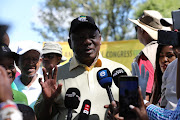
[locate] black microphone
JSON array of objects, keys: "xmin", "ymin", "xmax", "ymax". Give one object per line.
[
  {"xmin": 112, "ymin": 68, "xmax": 127, "ymax": 87},
  {"xmin": 78, "ymin": 99, "xmax": 91, "ymax": 120},
  {"xmin": 97, "ymin": 68, "xmax": 114, "ymax": 102},
  {"xmin": 64, "ymin": 88, "xmax": 81, "ymax": 120}
]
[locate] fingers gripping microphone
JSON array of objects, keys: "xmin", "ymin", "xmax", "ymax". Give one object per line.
[
  {"xmin": 64, "ymin": 88, "xmax": 81, "ymax": 120},
  {"xmin": 97, "ymin": 68, "xmax": 114, "ymax": 102},
  {"xmin": 78, "ymin": 99, "xmax": 91, "ymax": 120},
  {"xmin": 112, "ymin": 68, "xmax": 127, "ymax": 87}
]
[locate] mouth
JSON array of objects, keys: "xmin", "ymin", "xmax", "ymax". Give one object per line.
[
  {"xmin": 85, "ymin": 48, "xmax": 93, "ymax": 54},
  {"xmin": 27, "ymin": 67, "xmax": 35, "ymax": 72},
  {"xmin": 161, "ymin": 64, "xmax": 167, "ymax": 70}
]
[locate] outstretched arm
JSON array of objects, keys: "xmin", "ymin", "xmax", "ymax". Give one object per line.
[{"xmin": 35, "ymin": 65, "xmax": 62, "ymax": 120}]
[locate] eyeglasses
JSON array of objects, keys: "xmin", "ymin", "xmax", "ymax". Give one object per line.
[{"xmin": 42, "ymin": 54, "xmax": 56, "ymax": 59}]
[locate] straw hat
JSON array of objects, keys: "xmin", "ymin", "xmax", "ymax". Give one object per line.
[{"xmin": 129, "ymin": 10, "xmax": 171, "ymax": 40}]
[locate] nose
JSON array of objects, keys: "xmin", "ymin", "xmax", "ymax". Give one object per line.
[
  {"xmin": 83, "ymin": 38, "xmax": 92, "ymax": 45},
  {"xmin": 162, "ymin": 56, "xmax": 168, "ymax": 63}
]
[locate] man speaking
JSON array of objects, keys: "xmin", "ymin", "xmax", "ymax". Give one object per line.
[{"xmin": 35, "ymin": 15, "xmax": 131, "ymax": 120}]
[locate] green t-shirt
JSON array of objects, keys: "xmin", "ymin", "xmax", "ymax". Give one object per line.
[{"xmin": 12, "ymin": 89, "xmax": 28, "ymax": 105}]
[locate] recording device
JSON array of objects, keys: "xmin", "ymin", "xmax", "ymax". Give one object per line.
[
  {"xmin": 112, "ymin": 68, "xmax": 127, "ymax": 87},
  {"xmin": 97, "ymin": 68, "xmax": 114, "ymax": 102},
  {"xmin": 172, "ymin": 9, "xmax": 180, "ymax": 31},
  {"xmin": 118, "ymin": 76, "xmax": 138, "ymax": 119},
  {"xmin": 78, "ymin": 99, "xmax": 91, "ymax": 120},
  {"xmin": 64, "ymin": 88, "xmax": 81, "ymax": 120},
  {"xmin": 158, "ymin": 30, "xmax": 180, "ymax": 47}
]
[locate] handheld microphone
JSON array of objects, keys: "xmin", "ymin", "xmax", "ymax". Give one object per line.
[
  {"xmin": 64, "ymin": 88, "xmax": 81, "ymax": 120},
  {"xmin": 78, "ymin": 99, "xmax": 91, "ymax": 120},
  {"xmin": 97, "ymin": 68, "xmax": 114, "ymax": 102},
  {"xmin": 112, "ymin": 68, "xmax": 127, "ymax": 87}
]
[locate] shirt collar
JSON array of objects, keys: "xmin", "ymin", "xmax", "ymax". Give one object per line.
[{"xmin": 69, "ymin": 52, "xmax": 102, "ymax": 71}]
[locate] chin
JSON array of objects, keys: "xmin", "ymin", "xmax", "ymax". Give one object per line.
[{"xmin": 27, "ymin": 74, "xmax": 36, "ymax": 77}]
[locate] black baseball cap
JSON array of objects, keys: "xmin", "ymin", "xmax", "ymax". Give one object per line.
[
  {"xmin": 69, "ymin": 15, "xmax": 100, "ymax": 36},
  {"xmin": 0, "ymin": 43, "xmax": 18, "ymax": 60}
]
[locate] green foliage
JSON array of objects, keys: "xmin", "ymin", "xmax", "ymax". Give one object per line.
[
  {"xmin": 134, "ymin": 0, "xmax": 180, "ymax": 18},
  {"xmin": 33, "ymin": 0, "xmax": 135, "ymax": 41}
]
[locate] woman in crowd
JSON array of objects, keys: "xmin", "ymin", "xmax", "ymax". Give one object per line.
[{"xmin": 151, "ymin": 44, "xmax": 177, "ymax": 105}]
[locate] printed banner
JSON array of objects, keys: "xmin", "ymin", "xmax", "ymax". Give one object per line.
[{"xmin": 57, "ymin": 39, "xmax": 144, "ymax": 70}]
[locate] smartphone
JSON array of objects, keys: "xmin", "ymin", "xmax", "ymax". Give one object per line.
[
  {"xmin": 158, "ymin": 30, "xmax": 180, "ymax": 47},
  {"xmin": 172, "ymin": 9, "xmax": 180, "ymax": 31},
  {"xmin": 118, "ymin": 76, "xmax": 138, "ymax": 119}
]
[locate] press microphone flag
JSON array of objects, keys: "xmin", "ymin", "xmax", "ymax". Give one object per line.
[{"xmin": 78, "ymin": 99, "xmax": 91, "ymax": 120}]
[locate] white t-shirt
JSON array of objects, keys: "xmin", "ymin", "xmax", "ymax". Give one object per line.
[{"xmin": 14, "ymin": 73, "xmax": 43, "ymax": 109}]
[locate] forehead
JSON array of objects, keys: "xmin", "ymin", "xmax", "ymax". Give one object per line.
[
  {"xmin": 21, "ymin": 50, "xmax": 40, "ymax": 57},
  {"xmin": 160, "ymin": 46, "xmax": 172, "ymax": 53},
  {"xmin": 0, "ymin": 56, "xmax": 14, "ymax": 64}
]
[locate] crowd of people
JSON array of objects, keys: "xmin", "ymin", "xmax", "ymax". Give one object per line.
[{"xmin": 0, "ymin": 9, "xmax": 180, "ymax": 120}]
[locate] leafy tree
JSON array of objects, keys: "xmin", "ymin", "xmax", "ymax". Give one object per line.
[
  {"xmin": 33, "ymin": 0, "xmax": 136, "ymax": 41},
  {"xmin": 134, "ymin": 0, "xmax": 180, "ymax": 18}
]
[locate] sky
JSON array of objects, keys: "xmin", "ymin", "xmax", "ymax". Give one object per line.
[
  {"xmin": 0, "ymin": 0, "xmax": 45, "ymax": 51},
  {"xmin": 0, "ymin": 0, "xmax": 141, "ymax": 52}
]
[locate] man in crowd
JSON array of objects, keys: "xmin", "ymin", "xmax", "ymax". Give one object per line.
[
  {"xmin": 42, "ymin": 42, "xmax": 67, "ymax": 73},
  {"xmin": 35, "ymin": 15, "xmax": 131, "ymax": 120},
  {"xmin": 129, "ymin": 10, "xmax": 171, "ymax": 100},
  {"xmin": 14, "ymin": 41, "xmax": 43, "ymax": 109}
]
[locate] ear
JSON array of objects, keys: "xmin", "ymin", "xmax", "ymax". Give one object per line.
[
  {"xmin": 99, "ymin": 33, "xmax": 102, "ymax": 45},
  {"xmin": 68, "ymin": 38, "xmax": 72, "ymax": 49},
  {"xmin": 57, "ymin": 56, "xmax": 62, "ymax": 64},
  {"xmin": 38, "ymin": 57, "xmax": 42, "ymax": 64}
]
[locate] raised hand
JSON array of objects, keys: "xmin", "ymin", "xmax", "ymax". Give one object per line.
[
  {"xmin": 132, "ymin": 62, "xmax": 149, "ymax": 99},
  {"xmin": 39, "ymin": 65, "xmax": 62, "ymax": 103},
  {"xmin": 0, "ymin": 66, "xmax": 13, "ymax": 102}
]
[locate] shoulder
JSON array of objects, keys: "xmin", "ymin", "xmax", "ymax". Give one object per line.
[
  {"xmin": 12, "ymin": 89, "xmax": 28, "ymax": 105},
  {"xmin": 101, "ymin": 58, "xmax": 131, "ymax": 75},
  {"xmin": 14, "ymin": 75, "xmax": 21, "ymax": 85},
  {"xmin": 57, "ymin": 62, "xmax": 70, "ymax": 72}
]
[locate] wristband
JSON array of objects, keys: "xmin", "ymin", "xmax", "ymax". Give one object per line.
[
  {"xmin": 143, "ymin": 100, "xmax": 149, "ymax": 104},
  {"xmin": 0, "ymin": 100, "xmax": 17, "ymax": 110}
]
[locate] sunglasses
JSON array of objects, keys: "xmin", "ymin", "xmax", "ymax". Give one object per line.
[{"xmin": 42, "ymin": 54, "xmax": 56, "ymax": 59}]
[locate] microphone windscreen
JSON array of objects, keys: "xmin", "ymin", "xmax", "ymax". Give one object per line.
[
  {"xmin": 64, "ymin": 88, "xmax": 81, "ymax": 109},
  {"xmin": 80, "ymin": 99, "xmax": 91, "ymax": 115},
  {"xmin": 112, "ymin": 68, "xmax": 127, "ymax": 87},
  {"xmin": 97, "ymin": 68, "xmax": 112, "ymax": 88},
  {"xmin": 78, "ymin": 99, "xmax": 91, "ymax": 120}
]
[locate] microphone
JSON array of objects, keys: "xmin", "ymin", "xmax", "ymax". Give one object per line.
[
  {"xmin": 112, "ymin": 68, "xmax": 127, "ymax": 87},
  {"xmin": 78, "ymin": 99, "xmax": 91, "ymax": 120},
  {"xmin": 64, "ymin": 88, "xmax": 81, "ymax": 120},
  {"xmin": 97, "ymin": 68, "xmax": 114, "ymax": 102}
]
